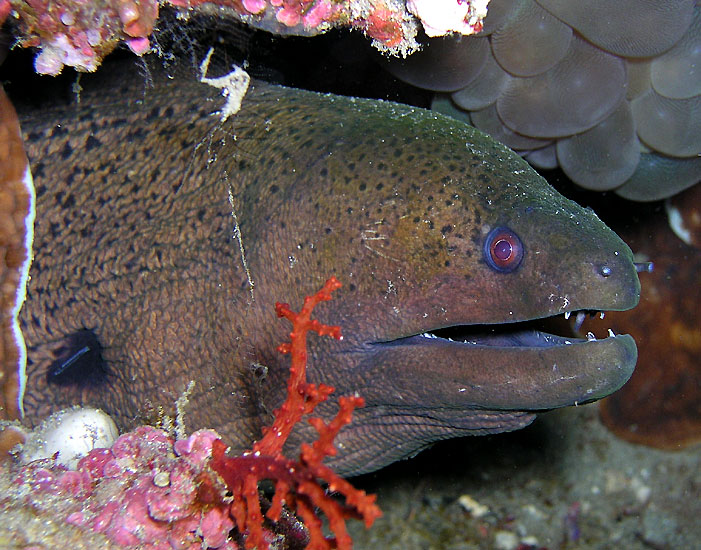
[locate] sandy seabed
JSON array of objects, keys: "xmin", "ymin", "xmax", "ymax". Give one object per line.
[{"xmin": 347, "ymin": 404, "xmax": 700, "ymax": 550}]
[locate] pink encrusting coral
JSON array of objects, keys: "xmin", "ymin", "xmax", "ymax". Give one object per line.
[
  {"xmin": 0, "ymin": 1, "xmax": 490, "ymax": 73},
  {"xmin": 1, "ymin": 0, "xmax": 159, "ymax": 74},
  {"xmin": 11, "ymin": 277, "xmax": 380, "ymax": 549},
  {"xmin": 15, "ymin": 426, "xmax": 236, "ymax": 549}
]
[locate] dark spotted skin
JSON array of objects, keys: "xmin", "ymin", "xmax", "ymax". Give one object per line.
[{"xmin": 16, "ymin": 61, "xmax": 639, "ymax": 476}]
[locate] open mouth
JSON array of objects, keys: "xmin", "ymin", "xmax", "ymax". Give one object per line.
[
  {"xmin": 388, "ymin": 310, "xmax": 617, "ymax": 349},
  {"xmin": 362, "ymin": 308, "xmax": 638, "ymax": 411}
]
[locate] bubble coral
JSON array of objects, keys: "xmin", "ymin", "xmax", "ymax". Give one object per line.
[{"xmin": 388, "ymin": 0, "xmax": 700, "ymax": 200}]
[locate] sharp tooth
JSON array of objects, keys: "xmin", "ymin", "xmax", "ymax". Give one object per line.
[
  {"xmin": 608, "ymin": 328, "xmax": 616, "ymax": 337},
  {"xmin": 586, "ymin": 332, "xmax": 596, "ymax": 341},
  {"xmin": 574, "ymin": 312, "xmax": 586, "ymax": 331},
  {"xmin": 564, "ymin": 311, "xmax": 571, "ymax": 320},
  {"xmin": 599, "ymin": 312, "xmax": 605, "ymax": 320}
]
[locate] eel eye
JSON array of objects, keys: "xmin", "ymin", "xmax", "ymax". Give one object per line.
[{"xmin": 484, "ymin": 227, "xmax": 524, "ymax": 273}]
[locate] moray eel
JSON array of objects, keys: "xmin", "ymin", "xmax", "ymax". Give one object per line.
[{"xmin": 14, "ymin": 61, "xmax": 639, "ymax": 476}]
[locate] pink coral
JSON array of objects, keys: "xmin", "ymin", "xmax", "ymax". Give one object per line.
[
  {"xmin": 0, "ymin": 0, "xmax": 12, "ymax": 24},
  {"xmin": 16, "ymin": 426, "xmax": 236, "ymax": 549},
  {"xmin": 7, "ymin": 0, "xmax": 159, "ymax": 74},
  {"xmin": 3, "ymin": 0, "xmax": 425, "ymax": 74}
]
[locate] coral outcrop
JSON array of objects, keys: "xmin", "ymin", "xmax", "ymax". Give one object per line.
[
  {"xmin": 1, "ymin": 1, "xmax": 491, "ymax": 74},
  {"xmin": 7, "ymin": 277, "xmax": 380, "ymax": 549}
]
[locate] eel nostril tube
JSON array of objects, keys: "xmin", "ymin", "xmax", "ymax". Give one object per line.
[{"xmin": 634, "ymin": 261, "xmax": 654, "ymax": 273}]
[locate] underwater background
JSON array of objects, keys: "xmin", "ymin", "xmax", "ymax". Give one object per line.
[{"xmin": 1, "ymin": 2, "xmax": 699, "ymax": 549}]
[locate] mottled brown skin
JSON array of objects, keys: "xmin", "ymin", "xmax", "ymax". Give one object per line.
[{"xmin": 16, "ymin": 62, "xmax": 639, "ymax": 476}]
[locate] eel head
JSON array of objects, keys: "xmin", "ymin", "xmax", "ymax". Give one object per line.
[{"xmin": 249, "ymin": 95, "xmax": 641, "ymax": 474}]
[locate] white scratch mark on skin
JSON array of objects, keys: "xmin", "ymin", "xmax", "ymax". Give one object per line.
[
  {"xmin": 360, "ymin": 221, "xmax": 399, "ymax": 261},
  {"xmin": 228, "ymin": 181, "xmax": 255, "ymax": 305},
  {"xmin": 199, "ymin": 47, "xmax": 251, "ymax": 123}
]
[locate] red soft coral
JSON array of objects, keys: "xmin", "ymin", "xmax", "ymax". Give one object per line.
[{"xmin": 210, "ymin": 276, "xmax": 381, "ymax": 550}]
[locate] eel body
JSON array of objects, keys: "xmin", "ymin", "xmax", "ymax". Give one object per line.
[{"xmin": 15, "ymin": 61, "xmax": 640, "ymax": 476}]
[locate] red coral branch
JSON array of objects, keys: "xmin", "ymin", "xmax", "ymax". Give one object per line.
[
  {"xmin": 210, "ymin": 277, "xmax": 381, "ymax": 550},
  {"xmin": 255, "ymin": 276, "xmax": 342, "ymax": 456}
]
